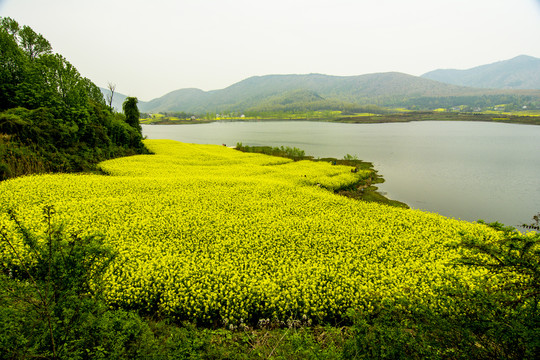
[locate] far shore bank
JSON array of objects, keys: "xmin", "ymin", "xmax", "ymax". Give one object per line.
[{"xmin": 141, "ymin": 111, "xmax": 540, "ymax": 126}]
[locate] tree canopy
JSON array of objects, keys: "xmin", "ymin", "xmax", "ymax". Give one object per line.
[
  {"xmin": 0, "ymin": 17, "xmax": 146, "ymax": 180},
  {"xmin": 123, "ymin": 96, "xmax": 141, "ymax": 134}
]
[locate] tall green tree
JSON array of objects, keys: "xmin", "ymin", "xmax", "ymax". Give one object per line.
[
  {"xmin": 122, "ymin": 96, "xmax": 141, "ymax": 134},
  {"xmin": 0, "ymin": 17, "xmax": 51, "ymax": 60},
  {"xmin": 0, "ymin": 19, "xmax": 27, "ymax": 110},
  {"xmin": 0, "ymin": 17, "xmax": 20, "ymax": 37},
  {"xmin": 18, "ymin": 25, "xmax": 52, "ymax": 60}
]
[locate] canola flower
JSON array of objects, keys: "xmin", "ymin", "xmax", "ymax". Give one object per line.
[{"xmin": 0, "ymin": 140, "xmax": 502, "ymax": 324}]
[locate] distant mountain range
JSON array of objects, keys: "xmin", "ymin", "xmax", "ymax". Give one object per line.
[
  {"xmin": 138, "ymin": 72, "xmax": 470, "ymax": 113},
  {"xmin": 421, "ymin": 55, "xmax": 540, "ymax": 90},
  {"xmin": 103, "ymin": 55, "xmax": 540, "ymax": 114}
]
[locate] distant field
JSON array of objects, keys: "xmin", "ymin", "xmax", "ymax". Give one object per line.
[
  {"xmin": 141, "ymin": 110, "xmax": 540, "ymax": 125},
  {"xmin": 0, "ymin": 140, "xmax": 499, "ymax": 325},
  {"xmin": 335, "ymin": 110, "xmax": 540, "ymax": 125}
]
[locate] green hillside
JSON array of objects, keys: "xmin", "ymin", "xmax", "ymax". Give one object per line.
[
  {"xmin": 140, "ymin": 71, "xmax": 540, "ymax": 114},
  {"xmin": 421, "ymin": 55, "xmax": 540, "ymax": 89}
]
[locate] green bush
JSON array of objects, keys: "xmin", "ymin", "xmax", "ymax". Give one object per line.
[
  {"xmin": 0, "ymin": 162, "xmax": 10, "ymax": 180},
  {"xmin": 0, "ymin": 206, "xmax": 211, "ymax": 359},
  {"xmin": 343, "ymin": 221, "xmax": 540, "ymax": 359}
]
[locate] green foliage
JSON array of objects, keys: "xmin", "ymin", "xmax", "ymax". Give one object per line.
[
  {"xmin": 17, "ymin": 23, "xmax": 52, "ymax": 60},
  {"xmin": 0, "ymin": 206, "xmax": 213, "ymax": 359},
  {"xmin": 453, "ymin": 221, "xmax": 540, "ymax": 358},
  {"xmin": 206, "ymin": 321, "xmax": 345, "ymax": 359},
  {"xmin": 0, "ymin": 162, "xmax": 11, "ymax": 180},
  {"xmin": 235, "ymin": 142, "xmax": 307, "ymax": 160},
  {"xmin": 122, "ymin": 96, "xmax": 142, "ymax": 134},
  {"xmin": 0, "ymin": 206, "xmax": 116, "ymax": 358},
  {"xmin": 0, "ymin": 22, "xmax": 26, "ymax": 110},
  {"xmin": 343, "ymin": 299, "xmax": 437, "ymax": 360},
  {"xmin": 344, "ymin": 220, "xmax": 540, "ymax": 359},
  {"xmin": 0, "ymin": 18, "xmax": 147, "ymax": 180}
]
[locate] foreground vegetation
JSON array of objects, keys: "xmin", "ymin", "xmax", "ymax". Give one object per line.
[{"xmin": 2, "ymin": 140, "xmax": 539, "ymax": 358}]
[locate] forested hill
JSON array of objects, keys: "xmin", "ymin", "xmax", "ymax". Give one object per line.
[
  {"xmin": 0, "ymin": 17, "xmax": 147, "ymax": 181},
  {"xmin": 421, "ymin": 55, "xmax": 540, "ymax": 89},
  {"xmin": 140, "ymin": 71, "xmax": 540, "ymax": 114},
  {"xmin": 140, "ymin": 72, "xmax": 469, "ymax": 113}
]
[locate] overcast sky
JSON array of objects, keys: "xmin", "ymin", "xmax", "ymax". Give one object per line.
[{"xmin": 2, "ymin": 0, "xmax": 540, "ymax": 101}]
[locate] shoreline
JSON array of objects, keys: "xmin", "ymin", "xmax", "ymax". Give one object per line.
[
  {"xmin": 234, "ymin": 144, "xmax": 409, "ymax": 209},
  {"xmin": 333, "ymin": 111, "xmax": 540, "ymax": 126},
  {"xmin": 141, "ymin": 111, "xmax": 540, "ymax": 126}
]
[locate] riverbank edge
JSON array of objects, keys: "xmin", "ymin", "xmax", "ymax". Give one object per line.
[
  {"xmin": 234, "ymin": 144, "xmax": 409, "ymax": 209},
  {"xmin": 142, "ymin": 111, "xmax": 540, "ymax": 126},
  {"xmin": 333, "ymin": 111, "xmax": 540, "ymax": 125}
]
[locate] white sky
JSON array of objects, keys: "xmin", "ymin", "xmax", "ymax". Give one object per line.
[{"xmin": 1, "ymin": 0, "xmax": 540, "ymax": 101}]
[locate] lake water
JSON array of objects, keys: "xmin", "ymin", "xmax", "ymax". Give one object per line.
[{"xmin": 142, "ymin": 121, "xmax": 540, "ymax": 227}]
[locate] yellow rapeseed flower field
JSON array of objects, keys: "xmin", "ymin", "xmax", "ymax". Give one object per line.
[{"xmin": 0, "ymin": 140, "xmax": 500, "ymax": 324}]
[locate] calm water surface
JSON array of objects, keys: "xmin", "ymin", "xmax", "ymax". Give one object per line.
[{"xmin": 143, "ymin": 121, "xmax": 540, "ymax": 227}]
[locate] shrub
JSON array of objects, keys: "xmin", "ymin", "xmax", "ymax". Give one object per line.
[
  {"xmin": 343, "ymin": 220, "xmax": 540, "ymax": 359},
  {"xmin": 0, "ymin": 205, "xmax": 215, "ymax": 359}
]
